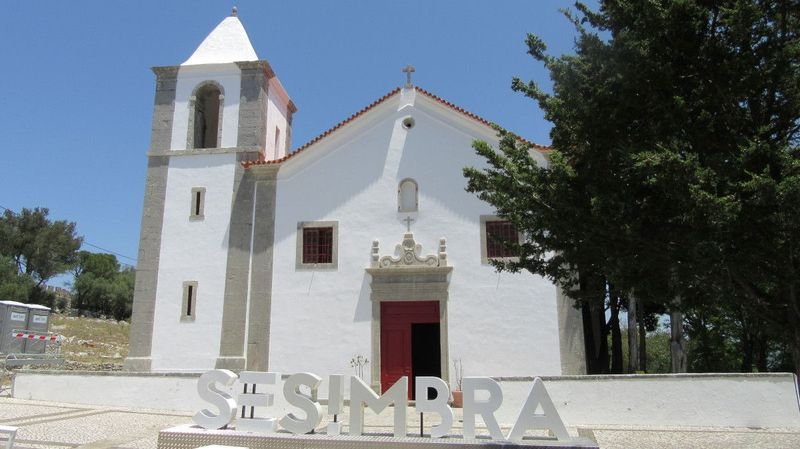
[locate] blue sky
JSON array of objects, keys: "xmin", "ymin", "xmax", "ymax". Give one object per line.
[{"xmin": 0, "ymin": 1, "xmax": 584, "ymax": 286}]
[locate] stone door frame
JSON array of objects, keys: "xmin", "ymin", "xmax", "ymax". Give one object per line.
[{"xmin": 366, "ymin": 265, "xmax": 452, "ymax": 393}]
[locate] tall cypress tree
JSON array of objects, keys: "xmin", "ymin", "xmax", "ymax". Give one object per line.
[{"xmin": 465, "ymin": 0, "xmax": 800, "ymax": 374}]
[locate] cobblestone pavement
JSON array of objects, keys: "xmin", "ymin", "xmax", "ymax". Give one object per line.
[{"xmin": 2, "ymin": 397, "xmax": 799, "ymax": 448}]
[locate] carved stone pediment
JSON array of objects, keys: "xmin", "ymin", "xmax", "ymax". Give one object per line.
[{"xmin": 371, "ymin": 232, "xmax": 447, "ymax": 268}]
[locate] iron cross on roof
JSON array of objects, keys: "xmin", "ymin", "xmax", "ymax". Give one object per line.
[
  {"xmin": 402, "ymin": 65, "xmax": 415, "ymax": 88},
  {"xmin": 403, "ymin": 215, "xmax": 415, "ymax": 232}
]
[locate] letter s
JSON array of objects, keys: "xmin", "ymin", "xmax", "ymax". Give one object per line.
[
  {"xmin": 279, "ymin": 372, "xmax": 323, "ymax": 434},
  {"xmin": 192, "ymin": 369, "xmax": 237, "ymax": 429}
]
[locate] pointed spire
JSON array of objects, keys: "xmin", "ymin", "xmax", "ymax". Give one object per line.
[{"xmin": 182, "ymin": 11, "xmax": 258, "ymax": 66}]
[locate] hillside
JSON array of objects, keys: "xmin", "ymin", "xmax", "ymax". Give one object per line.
[
  {"xmin": 3, "ymin": 314, "xmax": 130, "ymax": 371},
  {"xmin": 49, "ymin": 314, "xmax": 129, "ymax": 370},
  {"xmin": 2, "ymin": 314, "xmax": 129, "ymax": 394}
]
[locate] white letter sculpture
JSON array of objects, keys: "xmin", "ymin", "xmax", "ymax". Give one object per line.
[
  {"xmin": 508, "ymin": 377, "xmax": 570, "ymax": 441},
  {"xmin": 279, "ymin": 373, "xmax": 323, "ymax": 434},
  {"xmin": 326, "ymin": 374, "xmax": 346, "ymax": 435},
  {"xmin": 462, "ymin": 377, "xmax": 505, "ymax": 440},
  {"xmin": 236, "ymin": 371, "xmax": 280, "ymax": 433},
  {"xmin": 193, "ymin": 369, "xmax": 237, "ymax": 430},
  {"xmin": 350, "ymin": 376, "xmax": 407, "ymax": 437},
  {"xmin": 414, "ymin": 376, "xmax": 453, "ymax": 438}
]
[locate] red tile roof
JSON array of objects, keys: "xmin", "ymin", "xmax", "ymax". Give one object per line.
[
  {"xmin": 242, "ymin": 86, "xmax": 551, "ymax": 169},
  {"xmin": 413, "ymin": 87, "xmax": 551, "ymax": 153}
]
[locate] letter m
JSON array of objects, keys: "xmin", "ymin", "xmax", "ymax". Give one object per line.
[{"xmin": 349, "ymin": 376, "xmax": 407, "ymax": 437}]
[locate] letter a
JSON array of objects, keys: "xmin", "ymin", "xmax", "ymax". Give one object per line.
[{"xmin": 508, "ymin": 377, "xmax": 569, "ymax": 441}]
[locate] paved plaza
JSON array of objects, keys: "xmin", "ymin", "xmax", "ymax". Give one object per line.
[{"xmin": 1, "ymin": 396, "xmax": 800, "ymax": 449}]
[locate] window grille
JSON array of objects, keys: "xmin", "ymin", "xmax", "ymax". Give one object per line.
[
  {"xmin": 485, "ymin": 221, "xmax": 518, "ymax": 258},
  {"xmin": 302, "ymin": 227, "xmax": 333, "ymax": 264}
]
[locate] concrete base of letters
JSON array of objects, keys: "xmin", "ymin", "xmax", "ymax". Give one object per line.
[{"xmin": 157, "ymin": 424, "xmax": 599, "ymax": 449}]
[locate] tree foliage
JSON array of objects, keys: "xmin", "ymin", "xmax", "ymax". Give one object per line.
[
  {"xmin": 0, "ymin": 207, "xmax": 82, "ymax": 286},
  {"xmin": 0, "ymin": 255, "xmax": 35, "ymax": 302},
  {"xmin": 464, "ymin": 0, "xmax": 800, "ymax": 373},
  {"xmin": 72, "ymin": 251, "xmax": 135, "ymax": 321},
  {"xmin": 0, "ymin": 207, "xmax": 82, "ymax": 306}
]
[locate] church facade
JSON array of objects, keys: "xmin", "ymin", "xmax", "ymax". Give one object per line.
[{"xmin": 125, "ymin": 12, "xmax": 586, "ymax": 392}]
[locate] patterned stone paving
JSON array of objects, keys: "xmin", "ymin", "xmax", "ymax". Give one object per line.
[
  {"xmin": 0, "ymin": 398, "xmax": 189, "ymax": 449},
  {"xmin": 2, "ymin": 397, "xmax": 799, "ymax": 448}
]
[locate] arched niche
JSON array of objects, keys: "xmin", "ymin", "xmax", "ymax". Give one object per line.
[
  {"xmin": 398, "ymin": 178, "xmax": 419, "ymax": 213},
  {"xmin": 187, "ymin": 81, "xmax": 225, "ymax": 149}
]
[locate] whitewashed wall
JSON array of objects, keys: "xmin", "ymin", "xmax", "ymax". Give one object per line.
[
  {"xmin": 495, "ymin": 374, "xmax": 800, "ymax": 428},
  {"xmin": 151, "ymin": 153, "xmax": 237, "ymax": 371},
  {"xmin": 267, "ymin": 90, "xmax": 561, "ymax": 384},
  {"xmin": 170, "ymin": 64, "xmax": 242, "ymax": 150},
  {"xmin": 266, "ymin": 77, "xmax": 291, "ymax": 160}
]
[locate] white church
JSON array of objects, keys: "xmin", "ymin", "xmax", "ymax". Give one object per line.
[{"xmin": 125, "ymin": 10, "xmax": 586, "ymax": 395}]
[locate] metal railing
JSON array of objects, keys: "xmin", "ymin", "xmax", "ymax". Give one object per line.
[{"xmin": 3, "ymin": 329, "xmax": 64, "ymax": 368}]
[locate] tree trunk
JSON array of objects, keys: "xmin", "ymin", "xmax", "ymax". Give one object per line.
[
  {"xmin": 670, "ymin": 309, "xmax": 688, "ymax": 373},
  {"xmin": 756, "ymin": 325, "xmax": 768, "ymax": 372},
  {"xmin": 790, "ymin": 281, "xmax": 800, "ymax": 381},
  {"xmin": 582, "ymin": 298, "xmax": 610, "ymax": 374},
  {"xmin": 793, "ymin": 325, "xmax": 800, "ymax": 380},
  {"xmin": 627, "ymin": 294, "xmax": 640, "ymax": 373},
  {"xmin": 639, "ymin": 316, "xmax": 647, "ymax": 372},
  {"xmin": 741, "ymin": 320, "xmax": 754, "ymax": 372},
  {"xmin": 609, "ymin": 294, "xmax": 623, "ymax": 374},
  {"xmin": 580, "ymin": 303, "xmax": 597, "ymax": 373}
]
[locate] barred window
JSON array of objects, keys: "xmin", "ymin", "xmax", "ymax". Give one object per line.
[
  {"xmin": 302, "ymin": 227, "xmax": 333, "ymax": 264},
  {"xmin": 485, "ymin": 220, "xmax": 518, "ymax": 258},
  {"xmin": 296, "ymin": 221, "xmax": 339, "ymax": 269}
]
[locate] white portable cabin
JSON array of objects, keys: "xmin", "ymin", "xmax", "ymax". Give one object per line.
[
  {"xmin": 23, "ymin": 304, "xmax": 52, "ymax": 354},
  {"xmin": 0, "ymin": 300, "xmax": 28, "ymax": 354}
]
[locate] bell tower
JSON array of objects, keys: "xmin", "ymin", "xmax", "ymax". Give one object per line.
[
  {"xmin": 169, "ymin": 7, "xmax": 296, "ymax": 155},
  {"xmin": 126, "ymin": 9, "xmax": 295, "ymax": 372}
]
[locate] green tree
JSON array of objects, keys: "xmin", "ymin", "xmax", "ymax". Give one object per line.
[
  {"xmin": 464, "ymin": 0, "xmax": 799, "ymax": 374},
  {"xmin": 111, "ymin": 267, "xmax": 135, "ymax": 321},
  {"xmin": 0, "ymin": 207, "xmax": 82, "ymax": 305},
  {"xmin": 72, "ymin": 251, "xmax": 135, "ymax": 320},
  {"xmin": 0, "ymin": 255, "xmax": 35, "ymax": 302}
]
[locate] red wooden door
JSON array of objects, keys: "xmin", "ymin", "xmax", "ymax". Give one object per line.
[{"xmin": 380, "ymin": 301, "xmax": 440, "ymax": 398}]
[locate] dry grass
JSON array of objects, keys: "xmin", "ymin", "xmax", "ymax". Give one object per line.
[
  {"xmin": 1, "ymin": 314, "xmax": 129, "ymax": 393},
  {"xmin": 47, "ymin": 314, "xmax": 130, "ymax": 369}
]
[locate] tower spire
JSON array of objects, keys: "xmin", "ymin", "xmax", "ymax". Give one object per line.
[{"xmin": 182, "ymin": 10, "xmax": 257, "ymax": 65}]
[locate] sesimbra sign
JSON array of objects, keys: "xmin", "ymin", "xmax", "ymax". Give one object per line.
[{"xmin": 194, "ymin": 370, "xmax": 571, "ymax": 442}]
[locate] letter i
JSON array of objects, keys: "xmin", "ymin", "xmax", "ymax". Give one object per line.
[{"xmin": 326, "ymin": 375, "xmax": 346, "ymax": 435}]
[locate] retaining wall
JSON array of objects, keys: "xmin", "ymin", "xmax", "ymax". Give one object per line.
[{"xmin": 12, "ymin": 371, "xmax": 800, "ymax": 428}]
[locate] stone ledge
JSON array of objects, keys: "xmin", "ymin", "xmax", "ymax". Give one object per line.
[
  {"xmin": 147, "ymin": 147, "xmax": 262, "ymax": 157},
  {"xmin": 16, "ymin": 369, "xmax": 201, "ymax": 378},
  {"xmin": 491, "ymin": 372, "xmax": 798, "ymax": 382}
]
